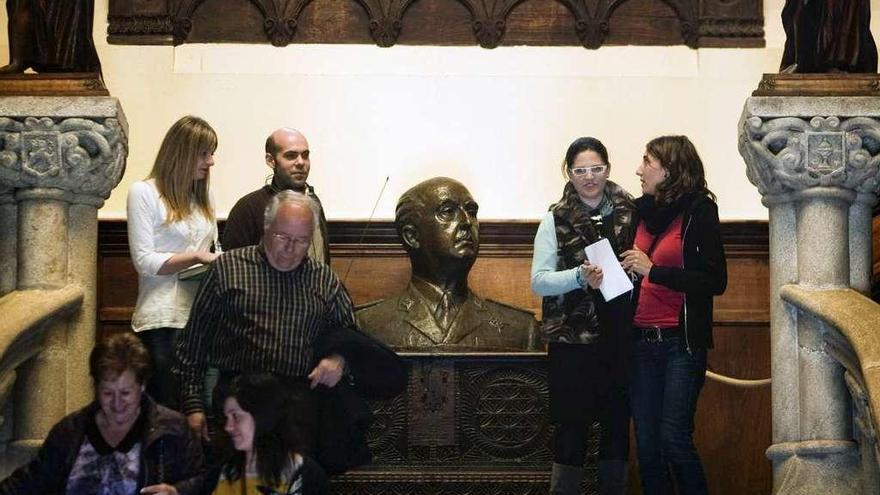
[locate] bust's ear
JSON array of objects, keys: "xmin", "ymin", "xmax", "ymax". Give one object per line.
[{"xmin": 401, "ymin": 224, "xmax": 419, "ymax": 250}]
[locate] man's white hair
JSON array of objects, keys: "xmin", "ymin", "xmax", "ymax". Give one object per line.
[{"xmin": 263, "ymin": 190, "xmax": 319, "ymax": 230}]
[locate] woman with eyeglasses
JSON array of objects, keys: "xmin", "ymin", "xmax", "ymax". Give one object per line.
[
  {"xmin": 531, "ymin": 137, "xmax": 637, "ymax": 495},
  {"xmin": 209, "ymin": 374, "xmax": 327, "ymax": 495},
  {"xmin": 127, "ymin": 115, "xmax": 220, "ymax": 409},
  {"xmin": 620, "ymin": 135, "xmax": 726, "ymax": 494}
]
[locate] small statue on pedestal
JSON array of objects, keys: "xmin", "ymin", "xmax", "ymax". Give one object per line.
[
  {"xmin": 1, "ymin": 0, "xmax": 101, "ymax": 75},
  {"xmin": 780, "ymin": 0, "xmax": 878, "ymax": 73}
]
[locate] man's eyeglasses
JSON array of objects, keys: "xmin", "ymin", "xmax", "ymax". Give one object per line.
[
  {"xmin": 570, "ymin": 165, "xmax": 608, "ymax": 176},
  {"xmin": 270, "ymin": 232, "xmax": 308, "ymax": 247}
]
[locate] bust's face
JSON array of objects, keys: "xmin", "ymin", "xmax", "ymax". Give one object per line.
[{"xmin": 413, "ymin": 181, "xmax": 480, "ymax": 266}]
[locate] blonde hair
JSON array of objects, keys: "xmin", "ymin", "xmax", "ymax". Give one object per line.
[{"xmin": 148, "ymin": 115, "xmax": 217, "ymax": 223}]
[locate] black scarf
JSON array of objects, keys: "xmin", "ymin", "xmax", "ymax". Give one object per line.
[{"xmin": 635, "ymin": 193, "xmax": 697, "ymax": 235}]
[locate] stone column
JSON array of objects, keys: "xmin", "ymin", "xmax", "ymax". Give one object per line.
[
  {"xmin": 739, "ymin": 98, "xmax": 880, "ymax": 494},
  {"xmin": 0, "ymin": 189, "xmax": 15, "ymax": 297},
  {"xmin": 0, "ymin": 98, "xmax": 127, "ymax": 444}
]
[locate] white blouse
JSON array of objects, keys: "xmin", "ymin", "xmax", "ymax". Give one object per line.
[{"xmin": 127, "ymin": 179, "xmax": 217, "ymax": 332}]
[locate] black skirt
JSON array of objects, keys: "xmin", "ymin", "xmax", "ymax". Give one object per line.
[{"xmin": 548, "ymin": 297, "xmax": 633, "ymax": 424}]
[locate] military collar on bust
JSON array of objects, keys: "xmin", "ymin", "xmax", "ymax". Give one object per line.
[{"xmin": 398, "ymin": 280, "xmax": 491, "ymax": 345}]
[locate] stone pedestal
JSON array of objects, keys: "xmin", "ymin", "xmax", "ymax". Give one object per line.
[
  {"xmin": 739, "ymin": 95, "xmax": 880, "ymax": 494},
  {"xmin": 0, "ymin": 97, "xmax": 127, "ymax": 457}
]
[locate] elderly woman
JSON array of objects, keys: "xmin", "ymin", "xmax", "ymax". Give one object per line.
[
  {"xmin": 0, "ymin": 333, "xmax": 204, "ymax": 494},
  {"xmin": 209, "ymin": 374, "xmax": 328, "ymax": 495}
]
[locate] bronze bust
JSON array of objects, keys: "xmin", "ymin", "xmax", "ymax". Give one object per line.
[{"xmin": 356, "ymin": 177, "xmax": 539, "ymax": 351}]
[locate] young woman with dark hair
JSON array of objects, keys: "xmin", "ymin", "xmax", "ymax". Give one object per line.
[
  {"xmin": 621, "ymin": 135, "xmax": 727, "ymax": 495},
  {"xmin": 531, "ymin": 137, "xmax": 637, "ymax": 495},
  {"xmin": 209, "ymin": 374, "xmax": 327, "ymax": 495}
]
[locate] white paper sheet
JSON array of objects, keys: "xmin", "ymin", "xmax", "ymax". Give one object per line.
[{"xmin": 583, "ymin": 238, "xmax": 633, "ymax": 301}]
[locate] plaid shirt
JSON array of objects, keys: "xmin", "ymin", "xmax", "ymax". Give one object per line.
[{"xmin": 174, "ymin": 245, "xmax": 355, "ymax": 415}]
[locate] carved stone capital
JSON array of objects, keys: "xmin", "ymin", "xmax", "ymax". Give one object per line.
[
  {"xmin": 0, "ymin": 97, "xmax": 128, "ymax": 205},
  {"xmin": 739, "ymin": 97, "xmax": 880, "ymax": 202}
]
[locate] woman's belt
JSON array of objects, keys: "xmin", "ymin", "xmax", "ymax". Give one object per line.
[{"xmin": 633, "ymin": 325, "xmax": 681, "ymax": 343}]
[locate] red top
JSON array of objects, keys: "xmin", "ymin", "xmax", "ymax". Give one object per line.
[{"xmin": 633, "ymin": 215, "xmax": 684, "ymax": 328}]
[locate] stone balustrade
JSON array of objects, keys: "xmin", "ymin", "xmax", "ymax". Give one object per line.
[
  {"xmin": 739, "ymin": 92, "xmax": 880, "ymax": 494},
  {"xmin": 0, "ymin": 96, "xmax": 127, "ymax": 474}
]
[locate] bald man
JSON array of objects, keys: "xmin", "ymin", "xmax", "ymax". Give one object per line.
[{"xmin": 222, "ymin": 128, "xmax": 330, "ymax": 263}]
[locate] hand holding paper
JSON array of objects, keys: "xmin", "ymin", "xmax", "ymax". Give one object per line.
[
  {"xmin": 583, "ymin": 238, "xmax": 634, "ymax": 301},
  {"xmin": 581, "ymin": 262, "xmax": 603, "ymax": 290}
]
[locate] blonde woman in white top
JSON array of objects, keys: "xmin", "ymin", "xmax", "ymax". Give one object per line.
[{"xmin": 127, "ymin": 115, "xmax": 219, "ymax": 409}]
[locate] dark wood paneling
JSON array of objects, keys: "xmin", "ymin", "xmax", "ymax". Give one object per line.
[
  {"xmin": 97, "ymin": 219, "xmax": 771, "ymax": 494},
  {"xmin": 700, "ymin": 325, "xmax": 771, "ymax": 495},
  {"xmin": 107, "ymin": 0, "xmax": 764, "ymax": 49}
]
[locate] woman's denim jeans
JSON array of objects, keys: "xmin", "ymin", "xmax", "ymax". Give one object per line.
[{"xmin": 630, "ymin": 335, "xmax": 708, "ymax": 495}]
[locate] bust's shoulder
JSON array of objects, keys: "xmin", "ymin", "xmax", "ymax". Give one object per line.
[
  {"xmin": 483, "ymin": 298, "xmax": 537, "ymax": 324},
  {"xmin": 355, "ymin": 295, "xmax": 405, "ymax": 318}
]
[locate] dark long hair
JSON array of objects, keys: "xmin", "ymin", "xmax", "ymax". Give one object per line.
[
  {"xmin": 560, "ymin": 136, "xmax": 610, "ymax": 178},
  {"xmin": 220, "ymin": 374, "xmax": 303, "ymax": 488},
  {"xmin": 645, "ymin": 135, "xmax": 715, "ymax": 205}
]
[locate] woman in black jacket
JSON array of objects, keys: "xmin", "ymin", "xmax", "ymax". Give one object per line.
[
  {"xmin": 621, "ymin": 135, "xmax": 726, "ymax": 495},
  {"xmin": 0, "ymin": 333, "xmax": 205, "ymax": 495}
]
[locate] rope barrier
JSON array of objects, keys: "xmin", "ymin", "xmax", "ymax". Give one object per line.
[{"xmin": 706, "ymin": 369, "xmax": 771, "ymax": 388}]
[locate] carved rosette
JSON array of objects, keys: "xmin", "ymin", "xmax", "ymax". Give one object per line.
[
  {"xmin": 458, "ymin": 366, "xmax": 550, "ymax": 462},
  {"xmin": 0, "ymin": 116, "xmax": 127, "ymax": 203},
  {"xmin": 739, "ymin": 106, "xmax": 880, "ymax": 200}
]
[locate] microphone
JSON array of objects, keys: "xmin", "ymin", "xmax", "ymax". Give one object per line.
[{"xmin": 341, "ymin": 175, "xmax": 390, "ymax": 285}]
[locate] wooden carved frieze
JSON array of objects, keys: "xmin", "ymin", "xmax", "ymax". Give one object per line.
[
  {"xmin": 659, "ymin": 0, "xmax": 699, "ymax": 48},
  {"xmin": 352, "ymin": 0, "xmax": 418, "ymax": 47},
  {"xmin": 172, "ymin": 0, "xmax": 207, "ymax": 45},
  {"xmin": 555, "ymin": 0, "xmax": 621, "ymax": 49},
  {"xmin": 454, "ymin": 0, "xmax": 526, "ymax": 48},
  {"xmin": 249, "ymin": 0, "xmax": 313, "ymax": 47},
  {"xmin": 108, "ymin": 0, "xmax": 764, "ymax": 48}
]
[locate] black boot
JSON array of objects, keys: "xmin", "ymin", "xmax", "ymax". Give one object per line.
[
  {"xmin": 598, "ymin": 460, "xmax": 627, "ymax": 495},
  {"xmin": 551, "ymin": 463, "xmax": 583, "ymax": 495}
]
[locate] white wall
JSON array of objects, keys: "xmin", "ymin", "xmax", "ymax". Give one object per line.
[{"xmin": 3, "ymin": 1, "xmax": 876, "ymax": 221}]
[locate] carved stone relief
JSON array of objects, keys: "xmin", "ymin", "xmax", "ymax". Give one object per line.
[
  {"xmin": 739, "ymin": 114, "xmax": 880, "ymax": 197},
  {"xmin": 0, "ymin": 116, "xmax": 126, "ymax": 200}
]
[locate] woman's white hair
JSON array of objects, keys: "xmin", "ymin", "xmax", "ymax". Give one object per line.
[{"xmin": 263, "ymin": 190, "xmax": 319, "ymax": 230}]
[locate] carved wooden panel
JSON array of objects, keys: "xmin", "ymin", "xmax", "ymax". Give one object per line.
[
  {"xmin": 331, "ymin": 355, "xmax": 602, "ymax": 495},
  {"xmin": 107, "ymin": 0, "xmax": 763, "ymax": 48}
]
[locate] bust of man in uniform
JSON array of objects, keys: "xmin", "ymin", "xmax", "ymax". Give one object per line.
[{"xmin": 356, "ymin": 177, "xmax": 539, "ymax": 351}]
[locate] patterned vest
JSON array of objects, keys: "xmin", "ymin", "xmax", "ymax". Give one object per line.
[{"xmin": 541, "ymin": 180, "xmax": 636, "ymax": 344}]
